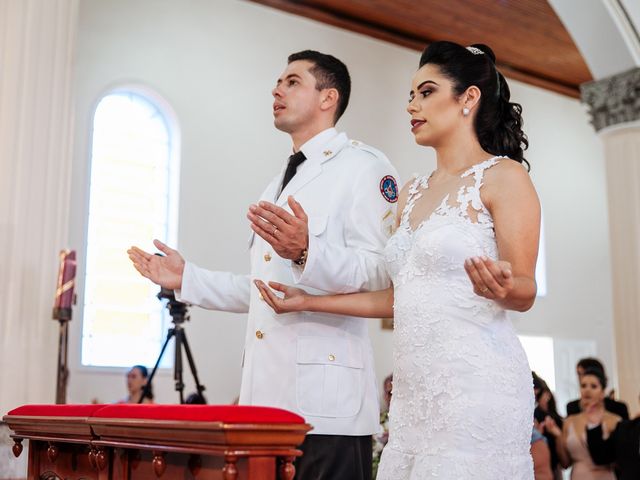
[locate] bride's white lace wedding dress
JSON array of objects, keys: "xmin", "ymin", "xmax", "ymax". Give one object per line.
[{"xmin": 377, "ymin": 157, "xmax": 534, "ymax": 479}]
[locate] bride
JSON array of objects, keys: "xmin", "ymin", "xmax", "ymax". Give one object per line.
[{"xmin": 255, "ymin": 41, "xmax": 540, "ymax": 479}]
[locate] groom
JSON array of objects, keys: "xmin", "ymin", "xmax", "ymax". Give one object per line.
[{"xmin": 129, "ymin": 50, "xmax": 398, "ymax": 480}]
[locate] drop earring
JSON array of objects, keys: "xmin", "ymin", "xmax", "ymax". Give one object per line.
[{"xmin": 462, "ymin": 107, "xmax": 470, "ymax": 116}]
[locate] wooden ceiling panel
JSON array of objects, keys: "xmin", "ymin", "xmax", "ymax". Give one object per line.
[{"xmin": 250, "ymin": 0, "xmax": 592, "ymax": 97}]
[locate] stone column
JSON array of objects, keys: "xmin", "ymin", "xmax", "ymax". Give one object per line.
[
  {"xmin": 0, "ymin": 0, "xmax": 79, "ymax": 413},
  {"xmin": 582, "ymin": 67, "xmax": 640, "ymax": 412}
]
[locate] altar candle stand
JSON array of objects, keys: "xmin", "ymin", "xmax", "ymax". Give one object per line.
[{"xmin": 52, "ymin": 249, "xmax": 76, "ymax": 404}]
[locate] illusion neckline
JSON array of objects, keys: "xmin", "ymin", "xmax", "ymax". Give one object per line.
[
  {"xmin": 402, "ymin": 155, "xmax": 504, "ymax": 235},
  {"xmin": 428, "ymin": 155, "xmax": 504, "ymax": 185}
]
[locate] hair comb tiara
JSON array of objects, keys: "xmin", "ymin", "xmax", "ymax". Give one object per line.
[{"xmin": 466, "ymin": 46, "xmax": 484, "ymax": 55}]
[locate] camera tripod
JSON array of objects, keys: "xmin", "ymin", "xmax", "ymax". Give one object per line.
[{"xmin": 139, "ymin": 288, "xmax": 207, "ymax": 404}]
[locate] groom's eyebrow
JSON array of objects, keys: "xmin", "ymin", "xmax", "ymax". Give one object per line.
[{"xmin": 277, "ymin": 73, "xmax": 303, "ymax": 85}]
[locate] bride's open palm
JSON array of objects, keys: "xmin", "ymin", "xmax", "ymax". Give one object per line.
[{"xmin": 253, "ymin": 280, "xmax": 308, "ymax": 314}]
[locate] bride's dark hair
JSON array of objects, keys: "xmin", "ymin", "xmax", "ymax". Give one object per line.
[{"xmin": 419, "ymin": 41, "xmax": 529, "ymax": 170}]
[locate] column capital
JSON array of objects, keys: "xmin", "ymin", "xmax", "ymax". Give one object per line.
[{"xmin": 581, "ymin": 67, "xmax": 640, "ymax": 132}]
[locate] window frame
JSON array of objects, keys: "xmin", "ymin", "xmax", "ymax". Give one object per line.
[{"xmin": 78, "ymin": 84, "xmax": 181, "ymax": 372}]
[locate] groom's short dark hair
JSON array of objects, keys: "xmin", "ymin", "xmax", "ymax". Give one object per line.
[{"xmin": 288, "ymin": 50, "xmax": 351, "ymax": 123}]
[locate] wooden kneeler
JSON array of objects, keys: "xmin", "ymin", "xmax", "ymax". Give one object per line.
[{"xmin": 4, "ymin": 404, "xmax": 311, "ymax": 479}]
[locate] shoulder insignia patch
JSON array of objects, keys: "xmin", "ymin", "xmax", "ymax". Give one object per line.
[{"xmin": 380, "ymin": 175, "xmax": 398, "ymax": 203}]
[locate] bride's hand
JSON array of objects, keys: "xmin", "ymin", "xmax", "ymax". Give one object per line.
[
  {"xmin": 464, "ymin": 256, "xmax": 514, "ymax": 300},
  {"xmin": 254, "ymin": 280, "xmax": 310, "ymax": 314}
]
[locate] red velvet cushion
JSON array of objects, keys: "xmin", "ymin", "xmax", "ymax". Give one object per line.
[
  {"xmin": 92, "ymin": 405, "xmax": 305, "ymax": 424},
  {"xmin": 7, "ymin": 404, "xmax": 107, "ymax": 417}
]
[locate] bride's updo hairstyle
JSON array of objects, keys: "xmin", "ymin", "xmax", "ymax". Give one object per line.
[{"xmin": 419, "ymin": 41, "xmax": 529, "ymax": 170}]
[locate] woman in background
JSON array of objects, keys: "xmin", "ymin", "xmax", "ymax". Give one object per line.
[
  {"xmin": 118, "ymin": 364, "xmax": 153, "ymax": 404},
  {"xmin": 545, "ymin": 368, "xmax": 620, "ymax": 479},
  {"xmin": 534, "ymin": 371, "xmax": 564, "ymax": 479}
]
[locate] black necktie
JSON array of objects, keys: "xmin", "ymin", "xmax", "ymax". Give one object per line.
[{"xmin": 281, "ymin": 150, "xmax": 306, "ymax": 192}]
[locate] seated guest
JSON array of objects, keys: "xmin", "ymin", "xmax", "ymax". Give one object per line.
[
  {"xmin": 531, "ymin": 424, "xmax": 554, "ymax": 480},
  {"xmin": 545, "ymin": 368, "xmax": 620, "ymax": 479},
  {"xmin": 118, "ymin": 365, "xmax": 154, "ymax": 404},
  {"xmin": 566, "ymin": 358, "xmax": 629, "ymax": 419},
  {"xmin": 533, "ymin": 371, "xmax": 563, "ymax": 479},
  {"xmin": 586, "ymin": 400, "xmax": 640, "ymax": 480},
  {"xmin": 381, "ymin": 373, "xmax": 393, "ymax": 413},
  {"xmin": 372, "ymin": 374, "xmax": 392, "ymax": 478}
]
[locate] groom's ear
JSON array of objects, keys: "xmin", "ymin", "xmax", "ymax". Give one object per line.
[{"xmin": 319, "ymin": 88, "xmax": 339, "ymax": 113}]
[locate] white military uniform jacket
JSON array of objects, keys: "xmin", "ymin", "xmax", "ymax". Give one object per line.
[{"xmin": 177, "ymin": 128, "xmax": 399, "ymax": 436}]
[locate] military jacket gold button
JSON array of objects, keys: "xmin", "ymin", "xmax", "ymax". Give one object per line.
[
  {"xmin": 255, "ymin": 330, "xmax": 264, "ymax": 339},
  {"xmin": 328, "ymin": 354, "xmax": 336, "ymax": 361},
  {"xmin": 263, "ymin": 252, "xmax": 272, "ymax": 262}
]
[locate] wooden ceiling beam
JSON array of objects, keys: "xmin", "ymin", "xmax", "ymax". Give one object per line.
[{"xmin": 249, "ymin": 0, "xmax": 581, "ymax": 98}]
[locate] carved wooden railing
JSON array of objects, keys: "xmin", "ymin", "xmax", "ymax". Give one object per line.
[{"xmin": 3, "ymin": 404, "xmax": 311, "ymax": 479}]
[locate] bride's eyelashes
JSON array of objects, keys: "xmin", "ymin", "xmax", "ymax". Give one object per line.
[{"xmin": 408, "ymin": 88, "xmax": 434, "ymax": 103}]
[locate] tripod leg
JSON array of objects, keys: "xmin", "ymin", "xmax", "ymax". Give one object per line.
[
  {"xmin": 181, "ymin": 329, "xmax": 207, "ymax": 401},
  {"xmin": 174, "ymin": 327, "xmax": 185, "ymax": 404},
  {"xmin": 140, "ymin": 327, "xmax": 175, "ymax": 404}
]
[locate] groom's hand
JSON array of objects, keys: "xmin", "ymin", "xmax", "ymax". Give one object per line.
[
  {"xmin": 127, "ymin": 239, "xmax": 185, "ymax": 290},
  {"xmin": 247, "ymin": 196, "xmax": 308, "ymax": 261}
]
